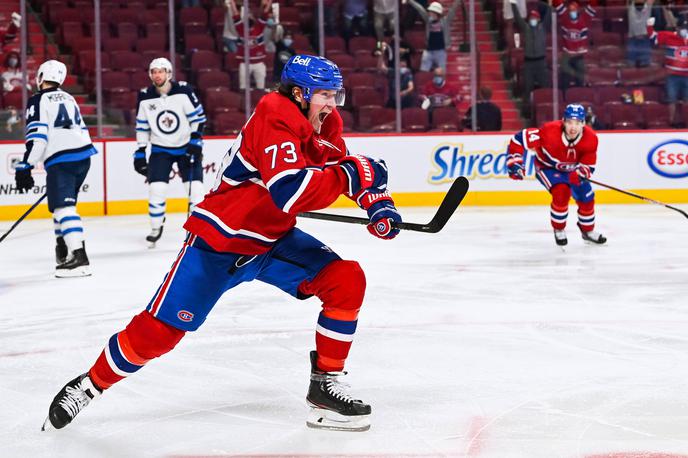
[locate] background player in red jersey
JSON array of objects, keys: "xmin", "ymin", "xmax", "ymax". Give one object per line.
[
  {"xmin": 42, "ymin": 55, "xmax": 402, "ymax": 433},
  {"xmin": 506, "ymin": 104, "xmax": 607, "ymax": 246}
]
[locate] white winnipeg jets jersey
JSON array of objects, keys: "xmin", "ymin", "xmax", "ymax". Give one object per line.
[
  {"xmin": 135, "ymin": 81, "xmax": 206, "ymax": 155},
  {"xmin": 24, "ymin": 87, "xmax": 97, "ymax": 168}
]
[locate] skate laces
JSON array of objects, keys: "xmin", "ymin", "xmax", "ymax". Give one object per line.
[
  {"xmin": 324, "ymin": 374, "xmax": 354, "ymax": 404},
  {"xmin": 58, "ymin": 385, "xmax": 91, "ymax": 419}
]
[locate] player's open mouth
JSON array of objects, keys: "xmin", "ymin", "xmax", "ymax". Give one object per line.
[{"xmin": 318, "ymin": 112, "xmax": 328, "ymax": 122}]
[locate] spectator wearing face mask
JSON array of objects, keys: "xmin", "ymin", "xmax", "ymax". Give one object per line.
[
  {"xmin": 554, "ymin": 0, "xmax": 595, "ymax": 88},
  {"xmin": 627, "ymin": 0, "xmax": 655, "ymax": 67},
  {"xmin": 387, "ymin": 58, "xmax": 416, "ymax": 108},
  {"xmin": 511, "ymin": 0, "xmax": 551, "ymax": 111},
  {"xmin": 273, "ymin": 30, "xmax": 296, "ymax": 83},
  {"xmin": 1, "ymin": 51, "xmax": 30, "ymax": 94},
  {"xmin": 648, "ymin": 15, "xmax": 688, "ymax": 124},
  {"xmin": 419, "ymin": 67, "xmax": 460, "ymax": 110},
  {"xmin": 404, "ymin": 0, "xmax": 462, "ymax": 73}
]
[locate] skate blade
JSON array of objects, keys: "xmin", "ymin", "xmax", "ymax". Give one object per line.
[
  {"xmin": 41, "ymin": 416, "xmax": 54, "ymax": 431},
  {"xmin": 306, "ymin": 407, "xmax": 370, "ymax": 432},
  {"xmin": 55, "ymin": 266, "xmax": 91, "ymax": 278}
]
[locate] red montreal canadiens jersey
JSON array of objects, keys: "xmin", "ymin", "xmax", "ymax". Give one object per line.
[
  {"xmin": 651, "ymin": 30, "xmax": 688, "ymax": 76},
  {"xmin": 183, "ymin": 92, "xmax": 349, "ymax": 254},
  {"xmin": 509, "ymin": 120, "xmax": 598, "ymax": 171}
]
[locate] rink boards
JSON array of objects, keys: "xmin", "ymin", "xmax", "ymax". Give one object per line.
[{"xmin": 1, "ymin": 130, "xmax": 687, "ymax": 220}]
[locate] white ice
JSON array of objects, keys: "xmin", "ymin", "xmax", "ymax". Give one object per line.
[{"xmin": 1, "ymin": 204, "xmax": 687, "ymax": 458}]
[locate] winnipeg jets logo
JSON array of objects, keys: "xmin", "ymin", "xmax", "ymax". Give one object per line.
[{"xmin": 156, "ymin": 110, "xmax": 180, "ymax": 134}]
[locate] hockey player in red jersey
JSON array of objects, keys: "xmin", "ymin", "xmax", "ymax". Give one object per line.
[
  {"xmin": 42, "ymin": 54, "xmax": 402, "ymax": 433},
  {"xmin": 506, "ymin": 103, "xmax": 606, "ymax": 246}
]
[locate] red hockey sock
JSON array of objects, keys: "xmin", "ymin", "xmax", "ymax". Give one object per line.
[
  {"xmin": 550, "ymin": 184, "xmax": 571, "ymax": 230},
  {"xmin": 88, "ymin": 311, "xmax": 185, "ymax": 390},
  {"xmin": 298, "ymin": 260, "xmax": 366, "ymax": 372},
  {"xmin": 577, "ymin": 199, "xmax": 595, "ymax": 232}
]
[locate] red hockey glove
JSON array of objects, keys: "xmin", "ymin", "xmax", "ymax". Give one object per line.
[
  {"xmin": 339, "ymin": 155, "xmax": 389, "ymax": 195},
  {"xmin": 506, "ymin": 154, "xmax": 524, "ymax": 180},
  {"xmin": 354, "ymin": 189, "xmax": 402, "ymax": 240},
  {"xmin": 569, "ymin": 164, "xmax": 591, "ymax": 186}
]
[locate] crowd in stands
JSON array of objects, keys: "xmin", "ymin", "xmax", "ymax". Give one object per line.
[
  {"xmin": 5, "ymin": 0, "xmax": 688, "ymax": 135},
  {"xmin": 499, "ymin": 0, "xmax": 688, "ymax": 128}
]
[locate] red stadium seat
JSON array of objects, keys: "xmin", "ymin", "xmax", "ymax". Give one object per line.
[
  {"xmin": 136, "ymin": 36, "xmax": 167, "ymax": 53},
  {"xmin": 110, "ymin": 51, "xmax": 145, "ymax": 73},
  {"xmin": 325, "ymin": 36, "xmax": 346, "ymax": 53},
  {"xmin": 367, "ymin": 107, "xmax": 396, "ymax": 132},
  {"xmin": 114, "ymin": 23, "xmax": 138, "ymax": 48},
  {"xmin": 586, "ymin": 67, "xmax": 618, "ymax": 86},
  {"xmin": 338, "ymin": 109, "xmax": 354, "ymax": 132},
  {"xmin": 103, "ymin": 37, "xmax": 133, "ymax": 52},
  {"xmin": 197, "ymin": 70, "xmax": 231, "ymax": 91},
  {"xmin": 348, "ymin": 36, "xmax": 377, "ymax": 54},
  {"xmin": 179, "ymin": 7, "xmax": 208, "ymax": 26},
  {"xmin": 131, "ymin": 72, "xmax": 151, "ymax": 91},
  {"xmin": 531, "ymin": 88, "xmax": 563, "ymax": 106},
  {"xmin": 431, "ymin": 106, "xmax": 460, "ymax": 131},
  {"xmin": 597, "ymin": 86, "xmax": 628, "ymax": 105},
  {"xmin": 101, "ymin": 71, "xmax": 131, "ymax": 91},
  {"xmin": 641, "ymin": 101, "xmax": 671, "ymax": 129},
  {"xmin": 205, "ymin": 90, "xmax": 242, "ymax": 114},
  {"xmin": 605, "ymin": 102, "xmax": 642, "ymax": 129},
  {"xmin": 214, "ymin": 111, "xmax": 247, "ymax": 135},
  {"xmin": 185, "ymin": 34, "xmax": 215, "ymax": 53},
  {"xmin": 402, "ymin": 107, "xmax": 429, "ymax": 132},
  {"xmin": 565, "ymin": 87, "xmax": 598, "ymax": 105},
  {"xmin": 347, "ymin": 72, "xmax": 376, "ymax": 88},
  {"xmin": 190, "ymin": 50, "xmax": 222, "ymax": 73}
]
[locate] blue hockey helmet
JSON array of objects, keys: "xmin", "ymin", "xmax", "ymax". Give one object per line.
[
  {"xmin": 281, "ymin": 54, "xmax": 345, "ymax": 106},
  {"xmin": 563, "ymin": 103, "xmax": 586, "ymax": 122}
]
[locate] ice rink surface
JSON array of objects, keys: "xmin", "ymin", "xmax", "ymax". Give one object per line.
[{"xmin": 1, "ymin": 204, "xmax": 687, "ymax": 458}]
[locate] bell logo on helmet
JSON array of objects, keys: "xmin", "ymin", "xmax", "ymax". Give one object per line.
[{"xmin": 292, "ymin": 56, "xmax": 312, "ymax": 66}]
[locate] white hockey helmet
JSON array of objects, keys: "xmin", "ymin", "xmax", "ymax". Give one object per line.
[
  {"xmin": 149, "ymin": 57, "xmax": 173, "ymax": 81},
  {"xmin": 36, "ymin": 60, "xmax": 67, "ymax": 87},
  {"xmin": 427, "ymin": 1, "xmax": 444, "ymax": 15}
]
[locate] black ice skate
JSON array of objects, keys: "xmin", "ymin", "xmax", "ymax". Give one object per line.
[
  {"xmin": 42, "ymin": 373, "xmax": 101, "ymax": 431},
  {"xmin": 55, "ymin": 236, "xmax": 68, "ymax": 264},
  {"xmin": 146, "ymin": 218, "xmax": 165, "ymax": 248},
  {"xmin": 578, "ymin": 223, "xmax": 607, "ymax": 245},
  {"xmin": 55, "ymin": 245, "xmax": 91, "ymax": 278},
  {"xmin": 306, "ymin": 351, "xmax": 371, "ymax": 432},
  {"xmin": 553, "ymin": 230, "xmax": 568, "ymax": 246}
]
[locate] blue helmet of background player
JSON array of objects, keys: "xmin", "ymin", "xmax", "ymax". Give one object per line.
[
  {"xmin": 563, "ymin": 104, "xmax": 586, "ymax": 123},
  {"xmin": 280, "ymin": 54, "xmax": 346, "ymax": 106}
]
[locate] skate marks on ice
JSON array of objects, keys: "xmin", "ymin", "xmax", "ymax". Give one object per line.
[{"xmin": 1, "ymin": 206, "xmax": 688, "ymax": 457}]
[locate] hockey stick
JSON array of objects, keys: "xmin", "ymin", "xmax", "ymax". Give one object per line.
[
  {"xmin": 587, "ymin": 178, "xmax": 688, "ymax": 219},
  {"xmin": 298, "ymin": 176, "xmax": 470, "ymax": 233},
  {"xmin": 0, "ymin": 193, "xmax": 47, "ymax": 244},
  {"xmin": 186, "ymin": 155, "xmax": 194, "ymax": 219}
]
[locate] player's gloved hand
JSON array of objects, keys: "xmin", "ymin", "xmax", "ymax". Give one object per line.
[
  {"xmin": 339, "ymin": 154, "xmax": 389, "ymax": 195},
  {"xmin": 14, "ymin": 161, "xmax": 34, "ymax": 193},
  {"xmin": 187, "ymin": 135, "xmax": 203, "ymax": 162},
  {"xmin": 506, "ymin": 154, "xmax": 524, "ymax": 180},
  {"xmin": 133, "ymin": 148, "xmax": 148, "ymax": 176},
  {"xmin": 186, "ymin": 143, "xmax": 203, "ymax": 163},
  {"xmin": 355, "ymin": 189, "xmax": 402, "ymax": 240},
  {"xmin": 568, "ymin": 163, "xmax": 591, "ymax": 186}
]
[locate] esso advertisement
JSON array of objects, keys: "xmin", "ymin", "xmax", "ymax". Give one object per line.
[{"xmin": 647, "ymin": 139, "xmax": 688, "ymax": 179}]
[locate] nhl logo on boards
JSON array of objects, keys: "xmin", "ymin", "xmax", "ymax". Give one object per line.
[{"xmin": 177, "ymin": 310, "xmax": 194, "ymax": 322}]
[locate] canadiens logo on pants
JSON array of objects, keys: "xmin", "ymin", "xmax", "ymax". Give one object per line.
[{"xmin": 177, "ymin": 310, "xmax": 194, "ymax": 322}]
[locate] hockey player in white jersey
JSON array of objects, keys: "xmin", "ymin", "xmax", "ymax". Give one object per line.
[
  {"xmin": 14, "ymin": 60, "xmax": 97, "ymax": 277},
  {"xmin": 134, "ymin": 57, "xmax": 206, "ymax": 247}
]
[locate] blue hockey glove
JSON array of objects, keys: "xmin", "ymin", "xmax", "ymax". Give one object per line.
[
  {"xmin": 187, "ymin": 135, "xmax": 203, "ymax": 162},
  {"xmin": 506, "ymin": 154, "xmax": 524, "ymax": 180},
  {"xmin": 339, "ymin": 154, "xmax": 389, "ymax": 195},
  {"xmin": 355, "ymin": 189, "xmax": 402, "ymax": 240},
  {"xmin": 14, "ymin": 161, "xmax": 34, "ymax": 193},
  {"xmin": 133, "ymin": 148, "xmax": 148, "ymax": 176}
]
